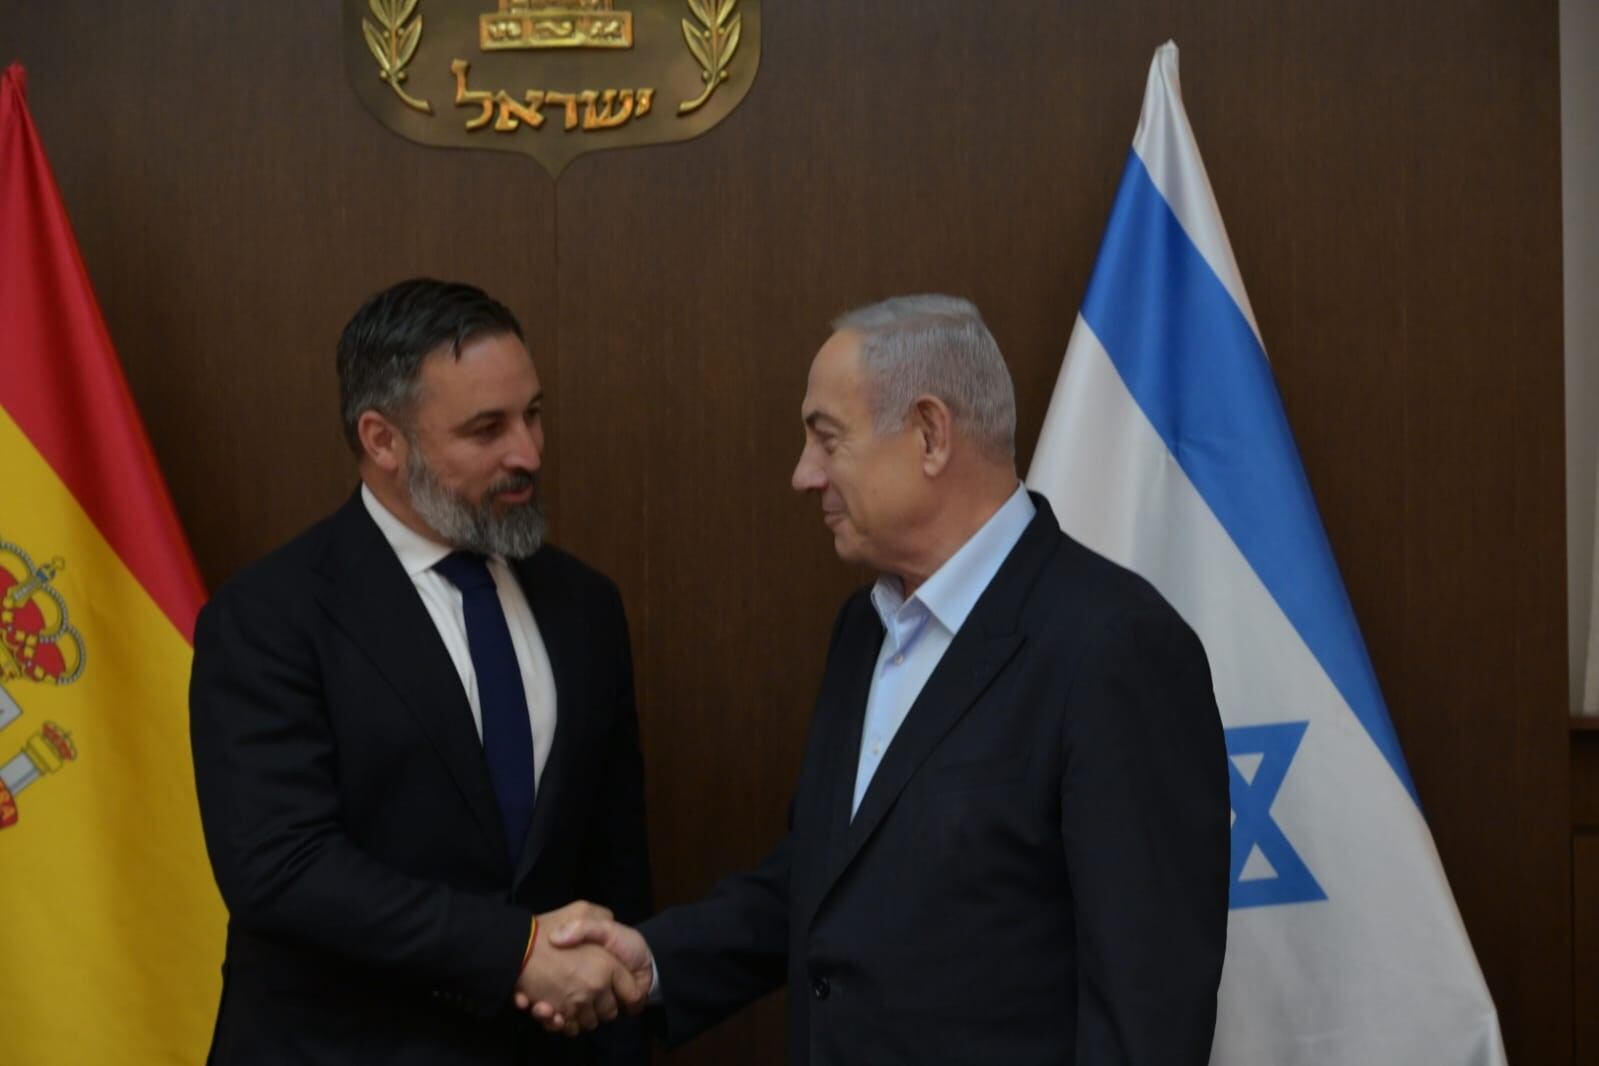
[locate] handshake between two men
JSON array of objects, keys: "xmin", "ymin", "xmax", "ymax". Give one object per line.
[
  {"xmin": 188, "ymin": 284, "xmax": 1230, "ymax": 1065},
  {"xmin": 517, "ymin": 903, "xmax": 650, "ymax": 1036}
]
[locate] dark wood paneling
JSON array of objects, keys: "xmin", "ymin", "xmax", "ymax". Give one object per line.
[
  {"xmin": 1575, "ymin": 725, "xmax": 1599, "ymax": 828},
  {"xmin": 1575, "ymin": 728, "xmax": 1599, "ymax": 1062},
  {"xmin": 1576, "ymin": 832, "xmax": 1599, "ymax": 1065},
  {"xmin": 0, "ymin": 2, "xmax": 1569, "ymax": 1062}
]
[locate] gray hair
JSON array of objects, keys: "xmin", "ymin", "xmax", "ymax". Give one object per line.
[{"xmin": 832, "ymin": 294, "xmax": 1016, "ymax": 459}]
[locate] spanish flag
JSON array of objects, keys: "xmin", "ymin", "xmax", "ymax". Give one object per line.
[{"xmin": 0, "ymin": 64, "xmax": 225, "ymax": 1064}]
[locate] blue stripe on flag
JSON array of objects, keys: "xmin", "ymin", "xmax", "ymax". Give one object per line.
[{"xmin": 1080, "ymin": 151, "xmax": 1419, "ymax": 806}]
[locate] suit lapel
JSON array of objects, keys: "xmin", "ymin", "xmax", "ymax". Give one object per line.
[
  {"xmin": 810, "ymin": 497, "xmax": 1062, "ymax": 915},
  {"xmin": 820, "ymin": 630, "xmax": 1025, "ymax": 895},
  {"xmin": 312, "ymin": 495, "xmax": 507, "ymax": 864},
  {"xmin": 512, "ymin": 549, "xmax": 581, "ymax": 884},
  {"xmin": 818, "ymin": 604, "xmax": 882, "ymax": 878}
]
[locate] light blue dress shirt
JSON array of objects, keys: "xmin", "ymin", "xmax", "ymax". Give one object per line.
[
  {"xmin": 648, "ymin": 484, "xmax": 1036, "ymax": 999},
  {"xmin": 850, "ymin": 484, "xmax": 1036, "ymax": 818}
]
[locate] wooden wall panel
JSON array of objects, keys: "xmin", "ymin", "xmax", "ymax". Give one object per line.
[
  {"xmin": 0, "ymin": 1, "xmax": 1569, "ymax": 1062},
  {"xmin": 1575, "ymin": 726, "xmax": 1599, "ymax": 827},
  {"xmin": 1576, "ymin": 729, "xmax": 1599, "ymax": 1064},
  {"xmin": 1576, "ymin": 831, "xmax": 1599, "ymax": 1066}
]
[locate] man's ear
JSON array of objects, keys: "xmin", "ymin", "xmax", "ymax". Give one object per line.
[
  {"xmin": 357, "ymin": 410, "xmax": 407, "ymax": 474},
  {"xmin": 909, "ymin": 395, "xmax": 954, "ymax": 476}
]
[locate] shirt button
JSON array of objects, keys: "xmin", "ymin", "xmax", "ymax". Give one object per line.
[
  {"xmin": 812, "ymin": 976, "xmax": 831, "ymax": 1000},
  {"xmin": 892, "ymin": 653, "xmax": 905, "ymax": 665}
]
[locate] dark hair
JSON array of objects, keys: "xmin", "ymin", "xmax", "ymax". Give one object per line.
[{"xmin": 335, "ymin": 278, "xmax": 524, "ymax": 451}]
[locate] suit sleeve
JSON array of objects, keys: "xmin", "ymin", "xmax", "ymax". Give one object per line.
[
  {"xmin": 626, "ymin": 590, "xmax": 867, "ymax": 1046},
  {"xmin": 638, "ymin": 833, "xmax": 792, "ymax": 1046},
  {"xmin": 576, "ymin": 580, "xmax": 654, "ymax": 1066},
  {"xmin": 1059, "ymin": 606, "xmax": 1230, "ymax": 1065},
  {"xmin": 574, "ymin": 579, "xmax": 652, "ymax": 923},
  {"xmin": 189, "ymin": 589, "xmax": 532, "ymax": 1016}
]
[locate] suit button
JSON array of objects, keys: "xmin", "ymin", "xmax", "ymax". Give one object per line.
[{"xmin": 811, "ymin": 976, "xmax": 830, "ymax": 1000}]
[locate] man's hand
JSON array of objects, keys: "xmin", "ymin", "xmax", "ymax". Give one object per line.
[
  {"xmin": 517, "ymin": 914, "xmax": 655, "ymax": 1034},
  {"xmin": 513, "ymin": 902, "xmax": 644, "ymax": 1035}
]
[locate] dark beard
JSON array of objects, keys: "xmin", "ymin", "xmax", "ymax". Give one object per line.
[{"xmin": 405, "ymin": 448, "xmax": 547, "ymax": 558}]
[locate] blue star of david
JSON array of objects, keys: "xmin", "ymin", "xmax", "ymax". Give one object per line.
[{"xmin": 1225, "ymin": 721, "xmax": 1326, "ymax": 910}]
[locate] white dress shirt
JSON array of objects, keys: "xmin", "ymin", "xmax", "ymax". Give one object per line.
[
  {"xmin": 361, "ymin": 485, "xmax": 557, "ymax": 790},
  {"xmin": 851, "ymin": 484, "xmax": 1035, "ymax": 817}
]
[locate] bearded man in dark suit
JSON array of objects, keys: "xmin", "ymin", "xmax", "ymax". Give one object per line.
[
  {"xmin": 540, "ymin": 294, "xmax": 1230, "ymax": 1065},
  {"xmin": 189, "ymin": 278, "xmax": 651, "ymax": 1066}
]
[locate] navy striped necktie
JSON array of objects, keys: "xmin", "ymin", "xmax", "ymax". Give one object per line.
[{"xmin": 434, "ymin": 551, "xmax": 535, "ymax": 860}]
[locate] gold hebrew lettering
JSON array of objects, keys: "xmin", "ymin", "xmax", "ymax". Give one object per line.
[
  {"xmin": 544, "ymin": 91, "xmax": 580, "ymax": 130},
  {"xmin": 636, "ymin": 88, "xmax": 654, "ymax": 116},
  {"xmin": 495, "ymin": 90, "xmax": 547, "ymax": 130},
  {"xmin": 486, "ymin": 18, "xmax": 524, "ymax": 43},
  {"xmin": 583, "ymin": 90, "xmax": 635, "ymax": 130},
  {"xmin": 451, "ymin": 60, "xmax": 494, "ymax": 131}
]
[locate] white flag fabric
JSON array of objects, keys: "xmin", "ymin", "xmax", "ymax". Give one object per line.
[{"xmin": 1027, "ymin": 42, "xmax": 1506, "ymax": 1066}]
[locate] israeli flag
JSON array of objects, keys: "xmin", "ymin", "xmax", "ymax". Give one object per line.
[{"xmin": 1027, "ymin": 42, "xmax": 1506, "ymax": 1065}]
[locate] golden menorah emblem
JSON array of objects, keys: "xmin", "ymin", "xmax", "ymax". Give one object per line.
[{"xmin": 481, "ymin": 0, "xmax": 633, "ymax": 50}]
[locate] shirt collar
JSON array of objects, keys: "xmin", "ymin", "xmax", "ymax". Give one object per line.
[
  {"xmin": 361, "ymin": 483, "xmax": 455, "ymax": 578},
  {"xmin": 871, "ymin": 483, "xmax": 1035, "ymax": 635}
]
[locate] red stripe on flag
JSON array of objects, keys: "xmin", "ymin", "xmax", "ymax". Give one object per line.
[{"xmin": 0, "ymin": 65, "xmax": 205, "ymax": 641}]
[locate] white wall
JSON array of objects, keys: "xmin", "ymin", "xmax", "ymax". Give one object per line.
[{"xmin": 1564, "ymin": 0, "xmax": 1599, "ymax": 713}]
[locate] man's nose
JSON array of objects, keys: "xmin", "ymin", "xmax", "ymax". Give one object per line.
[
  {"xmin": 791, "ymin": 449, "xmax": 824, "ymax": 493},
  {"xmin": 507, "ymin": 420, "xmax": 543, "ymax": 473}
]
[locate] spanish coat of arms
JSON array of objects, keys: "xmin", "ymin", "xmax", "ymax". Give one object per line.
[{"xmin": 0, "ymin": 537, "xmax": 83, "ymax": 830}]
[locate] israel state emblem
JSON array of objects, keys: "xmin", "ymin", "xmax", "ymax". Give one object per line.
[
  {"xmin": 344, "ymin": 0, "xmax": 762, "ymax": 176},
  {"xmin": 0, "ymin": 537, "xmax": 84, "ymax": 831}
]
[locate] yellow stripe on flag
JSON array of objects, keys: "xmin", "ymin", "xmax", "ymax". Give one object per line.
[{"xmin": 0, "ymin": 406, "xmax": 224, "ymax": 1066}]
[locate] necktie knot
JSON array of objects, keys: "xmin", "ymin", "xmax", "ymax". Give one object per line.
[{"xmin": 435, "ymin": 551, "xmax": 495, "ymax": 593}]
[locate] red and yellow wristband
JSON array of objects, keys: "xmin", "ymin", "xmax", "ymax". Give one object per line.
[{"xmin": 522, "ymin": 916, "xmax": 540, "ymax": 967}]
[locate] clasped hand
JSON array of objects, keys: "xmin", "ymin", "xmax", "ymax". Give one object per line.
[{"xmin": 513, "ymin": 901, "xmax": 654, "ymax": 1036}]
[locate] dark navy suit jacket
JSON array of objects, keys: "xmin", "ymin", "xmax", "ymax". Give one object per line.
[
  {"xmin": 190, "ymin": 493, "xmax": 650, "ymax": 1066},
  {"xmin": 642, "ymin": 494, "xmax": 1229, "ymax": 1065}
]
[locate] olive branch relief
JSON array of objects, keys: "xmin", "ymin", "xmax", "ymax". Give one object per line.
[
  {"xmin": 679, "ymin": 0, "xmax": 741, "ymax": 115},
  {"xmin": 363, "ymin": 0, "xmax": 432, "ymax": 114}
]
